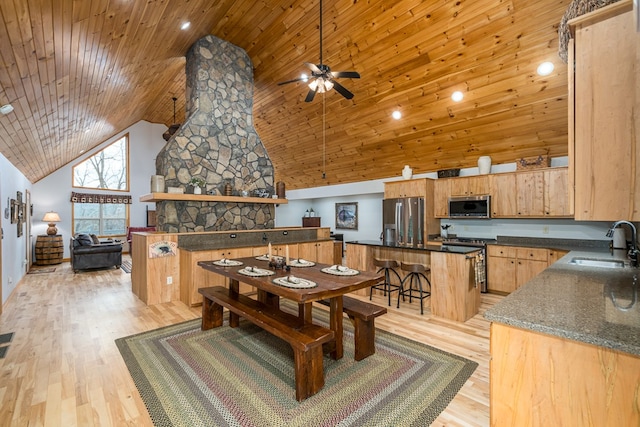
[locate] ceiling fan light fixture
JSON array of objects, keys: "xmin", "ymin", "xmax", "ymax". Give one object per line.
[{"xmin": 309, "ymin": 78, "xmax": 333, "ymax": 93}]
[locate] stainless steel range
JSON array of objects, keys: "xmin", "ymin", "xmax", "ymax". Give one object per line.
[{"xmin": 442, "ymin": 237, "xmax": 496, "ymax": 293}]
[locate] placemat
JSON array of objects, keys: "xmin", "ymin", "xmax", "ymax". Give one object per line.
[
  {"xmin": 272, "ymin": 276, "xmax": 317, "ymax": 288},
  {"xmin": 288, "ymin": 258, "xmax": 316, "ymax": 267},
  {"xmin": 212, "ymin": 259, "xmax": 243, "ymax": 267},
  {"xmin": 321, "ymin": 265, "xmax": 360, "ymax": 276},
  {"xmin": 238, "ymin": 267, "xmax": 275, "ymax": 277}
]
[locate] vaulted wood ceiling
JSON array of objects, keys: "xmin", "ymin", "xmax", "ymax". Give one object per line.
[{"xmin": 0, "ymin": 0, "xmax": 571, "ymax": 189}]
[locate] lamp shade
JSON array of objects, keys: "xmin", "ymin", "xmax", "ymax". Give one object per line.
[
  {"xmin": 42, "ymin": 212, "xmax": 61, "ymax": 223},
  {"xmin": 42, "ymin": 211, "xmax": 61, "ymax": 235}
]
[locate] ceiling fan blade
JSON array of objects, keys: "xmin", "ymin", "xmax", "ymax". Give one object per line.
[
  {"xmin": 331, "ymin": 80, "xmax": 354, "ymax": 99},
  {"xmin": 331, "ymin": 71, "xmax": 360, "ymax": 79},
  {"xmin": 304, "ymin": 87, "xmax": 318, "ymax": 102},
  {"xmin": 304, "ymin": 62, "xmax": 322, "ymax": 74},
  {"xmin": 277, "ymin": 77, "xmax": 307, "ymax": 86}
]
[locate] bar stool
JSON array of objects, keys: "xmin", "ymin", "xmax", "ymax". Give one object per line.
[
  {"xmin": 371, "ymin": 258, "xmax": 402, "ymax": 306},
  {"xmin": 397, "ymin": 262, "xmax": 431, "ymax": 315}
]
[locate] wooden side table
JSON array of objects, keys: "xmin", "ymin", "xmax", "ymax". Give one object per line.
[
  {"xmin": 35, "ymin": 235, "xmax": 64, "ymax": 265},
  {"xmin": 302, "ymin": 217, "xmax": 321, "ymax": 227}
]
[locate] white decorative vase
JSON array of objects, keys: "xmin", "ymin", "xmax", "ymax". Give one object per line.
[
  {"xmin": 150, "ymin": 175, "xmax": 165, "ymax": 193},
  {"xmin": 402, "ymin": 165, "xmax": 413, "ymax": 180},
  {"xmin": 478, "ymin": 156, "xmax": 492, "ymax": 175},
  {"xmin": 194, "ymin": 186, "xmax": 202, "ymax": 195}
]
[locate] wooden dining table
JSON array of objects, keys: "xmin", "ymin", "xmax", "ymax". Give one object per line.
[{"xmin": 197, "ymin": 257, "xmax": 382, "ymax": 360}]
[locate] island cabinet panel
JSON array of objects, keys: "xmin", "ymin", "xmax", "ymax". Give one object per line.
[
  {"xmin": 181, "ymin": 247, "xmax": 255, "ymax": 306},
  {"xmin": 490, "ymin": 323, "xmax": 640, "ymax": 426},
  {"xmin": 570, "ymin": 1, "xmax": 639, "ymax": 221},
  {"xmin": 131, "ymin": 233, "xmax": 180, "ymax": 305},
  {"xmin": 297, "ymin": 241, "xmax": 334, "ymax": 264},
  {"xmin": 430, "ymin": 251, "xmax": 479, "ymax": 322}
]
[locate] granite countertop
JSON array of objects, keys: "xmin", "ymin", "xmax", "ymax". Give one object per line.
[
  {"xmin": 346, "ymin": 240, "xmax": 481, "ymax": 255},
  {"xmin": 485, "ymin": 248, "xmax": 640, "ymax": 356},
  {"xmin": 493, "ymin": 235, "xmax": 611, "ymax": 252}
]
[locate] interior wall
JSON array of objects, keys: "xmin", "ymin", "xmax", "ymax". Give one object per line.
[
  {"xmin": 1, "ymin": 151, "xmax": 32, "ymax": 305},
  {"xmin": 31, "ymin": 121, "xmax": 166, "ymax": 259}
]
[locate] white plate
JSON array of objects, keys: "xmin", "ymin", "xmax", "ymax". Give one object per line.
[
  {"xmin": 212, "ymin": 259, "xmax": 243, "ymax": 267},
  {"xmin": 238, "ymin": 267, "xmax": 275, "ymax": 277},
  {"xmin": 272, "ymin": 276, "xmax": 317, "ymax": 289}
]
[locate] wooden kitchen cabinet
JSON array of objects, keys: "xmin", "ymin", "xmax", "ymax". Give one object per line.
[
  {"xmin": 487, "ymin": 245, "xmax": 549, "ymax": 294},
  {"xmin": 544, "ymin": 168, "xmax": 571, "ymax": 217},
  {"xmin": 570, "ymin": 1, "xmax": 639, "ymax": 221},
  {"xmin": 489, "ymin": 168, "xmax": 570, "ymax": 218},
  {"xmin": 433, "ymin": 179, "xmax": 450, "ymax": 218},
  {"xmin": 516, "ymin": 171, "xmax": 545, "ymax": 216},
  {"xmin": 489, "ymin": 173, "xmax": 517, "ymax": 217},
  {"xmin": 449, "ymin": 175, "xmax": 489, "ymax": 196},
  {"xmin": 298, "ymin": 241, "xmax": 334, "ymax": 264},
  {"xmin": 384, "ymin": 178, "xmax": 426, "ymax": 198}
]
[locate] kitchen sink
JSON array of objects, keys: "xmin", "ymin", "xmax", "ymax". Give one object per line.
[{"xmin": 568, "ymin": 257, "xmax": 627, "ymax": 269}]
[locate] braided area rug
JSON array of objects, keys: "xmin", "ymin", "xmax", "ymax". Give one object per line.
[{"xmin": 116, "ymin": 304, "xmax": 477, "ymax": 427}]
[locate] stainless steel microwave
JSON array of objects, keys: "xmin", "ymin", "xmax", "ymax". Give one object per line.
[{"xmin": 448, "ymin": 195, "xmax": 491, "ymax": 219}]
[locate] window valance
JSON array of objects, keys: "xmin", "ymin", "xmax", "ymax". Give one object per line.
[{"xmin": 70, "ymin": 192, "xmax": 132, "ymax": 204}]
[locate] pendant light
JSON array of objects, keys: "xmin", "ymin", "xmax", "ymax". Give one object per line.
[{"xmin": 162, "ymin": 97, "xmax": 180, "ymax": 141}]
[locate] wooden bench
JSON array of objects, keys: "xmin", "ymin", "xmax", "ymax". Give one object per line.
[
  {"xmin": 318, "ymin": 296, "xmax": 387, "ymax": 361},
  {"xmin": 198, "ymin": 286, "xmax": 335, "ymax": 401}
]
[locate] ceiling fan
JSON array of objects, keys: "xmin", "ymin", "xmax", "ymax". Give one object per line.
[{"xmin": 278, "ymin": 0, "xmax": 360, "ymax": 102}]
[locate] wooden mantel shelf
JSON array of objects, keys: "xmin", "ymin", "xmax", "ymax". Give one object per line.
[{"xmin": 139, "ymin": 193, "xmax": 288, "ymax": 204}]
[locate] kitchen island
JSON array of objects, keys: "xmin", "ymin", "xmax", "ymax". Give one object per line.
[
  {"xmin": 346, "ymin": 240, "xmax": 482, "ymax": 321},
  {"xmin": 484, "ymin": 249, "xmax": 640, "ymax": 425}
]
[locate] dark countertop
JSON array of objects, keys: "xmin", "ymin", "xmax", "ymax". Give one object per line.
[
  {"xmin": 493, "ymin": 235, "xmax": 611, "ymax": 252},
  {"xmin": 346, "ymin": 240, "xmax": 481, "ymax": 255},
  {"xmin": 485, "ymin": 248, "xmax": 640, "ymax": 356}
]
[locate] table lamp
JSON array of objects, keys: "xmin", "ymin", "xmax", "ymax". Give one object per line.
[{"xmin": 42, "ymin": 211, "xmax": 61, "ymax": 235}]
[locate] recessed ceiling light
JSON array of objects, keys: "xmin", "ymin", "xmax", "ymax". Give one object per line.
[
  {"xmin": 0, "ymin": 104, "xmax": 14, "ymax": 114},
  {"xmin": 451, "ymin": 91, "xmax": 464, "ymax": 102},
  {"xmin": 181, "ymin": 21, "xmax": 191, "ymax": 30},
  {"xmin": 392, "ymin": 110, "xmax": 402, "ymax": 120},
  {"xmin": 537, "ymin": 61, "xmax": 554, "ymax": 76}
]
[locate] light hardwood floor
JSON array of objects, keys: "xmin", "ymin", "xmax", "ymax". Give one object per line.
[{"xmin": 0, "ymin": 258, "xmax": 501, "ymax": 426}]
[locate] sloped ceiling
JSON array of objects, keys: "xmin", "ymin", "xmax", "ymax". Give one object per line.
[{"xmin": 0, "ymin": 0, "xmax": 571, "ymax": 189}]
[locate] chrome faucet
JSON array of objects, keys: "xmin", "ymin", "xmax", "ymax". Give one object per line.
[{"xmin": 607, "ymin": 221, "xmax": 639, "ymax": 267}]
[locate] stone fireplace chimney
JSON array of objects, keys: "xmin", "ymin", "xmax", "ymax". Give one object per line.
[{"xmin": 155, "ymin": 35, "xmax": 275, "ymax": 233}]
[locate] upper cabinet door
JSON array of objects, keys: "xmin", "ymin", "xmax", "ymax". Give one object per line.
[{"xmin": 570, "ymin": 1, "xmax": 639, "ymax": 221}]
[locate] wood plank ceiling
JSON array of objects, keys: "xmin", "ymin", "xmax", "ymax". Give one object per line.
[{"xmin": 0, "ymin": 0, "xmax": 572, "ymax": 189}]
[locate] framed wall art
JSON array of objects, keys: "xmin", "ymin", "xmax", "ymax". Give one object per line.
[{"xmin": 335, "ymin": 202, "xmax": 358, "ymax": 230}]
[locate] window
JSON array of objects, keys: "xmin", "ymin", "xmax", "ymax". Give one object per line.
[
  {"xmin": 73, "ymin": 203, "xmax": 128, "ymax": 236},
  {"xmin": 72, "ymin": 134, "xmax": 129, "ymax": 191},
  {"xmin": 71, "ymin": 134, "xmax": 130, "ymax": 236}
]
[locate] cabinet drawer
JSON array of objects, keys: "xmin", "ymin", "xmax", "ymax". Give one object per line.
[
  {"xmin": 516, "ymin": 247, "xmax": 548, "ymax": 262},
  {"xmin": 487, "ymin": 245, "xmax": 517, "ymax": 258}
]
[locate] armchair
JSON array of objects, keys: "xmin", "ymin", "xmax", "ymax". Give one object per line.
[{"xmin": 126, "ymin": 226, "xmax": 156, "ymax": 253}]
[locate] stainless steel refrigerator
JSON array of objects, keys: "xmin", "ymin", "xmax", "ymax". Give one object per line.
[{"xmin": 382, "ymin": 197, "xmax": 425, "ymax": 247}]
